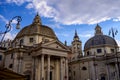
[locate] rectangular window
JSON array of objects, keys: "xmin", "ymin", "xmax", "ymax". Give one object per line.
[
  {"xmin": 97, "ymin": 49, "xmax": 102, "ymax": 53},
  {"xmin": 111, "ymin": 49, "xmax": 114, "ymax": 53},
  {"xmin": 0, "ymin": 55, "xmax": 2, "ymax": 60},
  {"xmin": 20, "ymin": 39, "xmax": 24, "ymax": 45},
  {"xmin": 11, "ymin": 53, "xmax": 13, "ymax": 59},
  {"xmin": 29, "ymin": 38, "xmax": 34, "ymax": 43}
]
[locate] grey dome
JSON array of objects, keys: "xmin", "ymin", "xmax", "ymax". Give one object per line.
[
  {"xmin": 84, "ymin": 35, "xmax": 118, "ymax": 50},
  {"xmin": 84, "ymin": 24, "xmax": 118, "ymax": 50}
]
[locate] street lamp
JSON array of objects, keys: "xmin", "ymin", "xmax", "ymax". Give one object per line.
[{"xmin": 0, "ymin": 16, "xmax": 22, "ymax": 45}]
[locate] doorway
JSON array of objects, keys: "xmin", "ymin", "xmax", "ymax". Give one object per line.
[
  {"xmin": 50, "ymin": 71, "xmax": 52, "ymax": 80},
  {"xmin": 101, "ymin": 76, "xmax": 105, "ymax": 80}
]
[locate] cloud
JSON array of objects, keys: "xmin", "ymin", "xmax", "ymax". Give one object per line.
[
  {"xmin": 79, "ymin": 34, "xmax": 93, "ymax": 38},
  {"xmin": 6, "ymin": 0, "xmax": 120, "ymax": 25},
  {"xmin": 2, "ymin": 32, "xmax": 16, "ymax": 40},
  {"xmin": 116, "ymin": 40, "xmax": 120, "ymax": 47},
  {"xmin": 56, "ymin": 33, "xmax": 69, "ymax": 37},
  {"xmin": 0, "ymin": 14, "xmax": 8, "ymax": 23},
  {"xmin": 11, "ymin": 19, "xmax": 18, "ymax": 24},
  {"xmin": 6, "ymin": 0, "xmax": 31, "ymax": 5},
  {"xmin": 0, "ymin": 14, "xmax": 18, "ymax": 24},
  {"xmin": 48, "ymin": 24, "xmax": 63, "ymax": 29},
  {"xmin": 32, "ymin": 0, "xmax": 58, "ymax": 18},
  {"xmin": 112, "ymin": 17, "xmax": 120, "ymax": 22},
  {"xmin": 26, "ymin": 3, "xmax": 34, "ymax": 9}
]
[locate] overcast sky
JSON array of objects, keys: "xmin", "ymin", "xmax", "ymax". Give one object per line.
[{"xmin": 0, "ymin": 0, "xmax": 120, "ymax": 50}]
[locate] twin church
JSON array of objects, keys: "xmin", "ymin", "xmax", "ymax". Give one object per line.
[{"xmin": 0, "ymin": 14, "xmax": 120, "ymax": 80}]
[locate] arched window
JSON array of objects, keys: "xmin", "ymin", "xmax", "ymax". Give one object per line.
[
  {"xmin": 82, "ymin": 66, "xmax": 87, "ymax": 70},
  {"xmin": 9, "ymin": 64, "xmax": 13, "ymax": 68},
  {"xmin": 87, "ymin": 51, "xmax": 90, "ymax": 56}
]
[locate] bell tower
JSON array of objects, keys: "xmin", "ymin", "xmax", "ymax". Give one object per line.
[{"xmin": 71, "ymin": 30, "xmax": 82, "ymax": 59}]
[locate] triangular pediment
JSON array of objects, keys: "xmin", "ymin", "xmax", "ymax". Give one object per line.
[{"xmin": 42, "ymin": 40, "xmax": 69, "ymax": 51}]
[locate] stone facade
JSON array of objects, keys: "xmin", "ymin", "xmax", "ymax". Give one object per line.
[
  {"xmin": 1, "ymin": 14, "xmax": 120, "ymax": 80},
  {"xmin": 2, "ymin": 14, "xmax": 69, "ymax": 80},
  {"xmin": 69, "ymin": 24, "xmax": 120, "ymax": 80}
]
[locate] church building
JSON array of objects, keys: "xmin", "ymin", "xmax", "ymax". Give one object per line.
[
  {"xmin": 3, "ymin": 14, "xmax": 70, "ymax": 80},
  {"xmin": 0, "ymin": 14, "xmax": 120, "ymax": 80},
  {"xmin": 69, "ymin": 24, "xmax": 120, "ymax": 80}
]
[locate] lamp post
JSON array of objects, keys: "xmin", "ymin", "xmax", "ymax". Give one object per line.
[{"xmin": 0, "ymin": 16, "xmax": 22, "ymax": 46}]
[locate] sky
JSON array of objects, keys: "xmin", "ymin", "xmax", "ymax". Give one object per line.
[{"xmin": 0, "ymin": 0, "xmax": 120, "ymax": 50}]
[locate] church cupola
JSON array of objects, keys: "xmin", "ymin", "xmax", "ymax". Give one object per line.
[
  {"xmin": 33, "ymin": 12, "xmax": 42, "ymax": 25},
  {"xmin": 95, "ymin": 24, "xmax": 103, "ymax": 35}
]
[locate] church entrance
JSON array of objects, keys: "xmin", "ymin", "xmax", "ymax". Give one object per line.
[
  {"xmin": 101, "ymin": 76, "xmax": 105, "ymax": 80},
  {"xmin": 50, "ymin": 71, "xmax": 52, "ymax": 80},
  {"xmin": 100, "ymin": 73, "xmax": 106, "ymax": 80}
]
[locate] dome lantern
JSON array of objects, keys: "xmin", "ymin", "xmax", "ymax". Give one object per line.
[
  {"xmin": 95, "ymin": 24, "xmax": 103, "ymax": 35},
  {"xmin": 33, "ymin": 13, "xmax": 42, "ymax": 25}
]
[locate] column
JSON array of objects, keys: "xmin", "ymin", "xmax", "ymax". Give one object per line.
[
  {"xmin": 115, "ymin": 63, "xmax": 119, "ymax": 80},
  {"xmin": 56, "ymin": 58, "xmax": 59, "ymax": 80},
  {"xmin": 60, "ymin": 57, "xmax": 63, "ymax": 80},
  {"xmin": 32, "ymin": 57, "xmax": 35, "ymax": 80},
  {"xmin": 47, "ymin": 55, "xmax": 50, "ymax": 80},
  {"xmin": 20, "ymin": 52, "xmax": 23, "ymax": 74},
  {"xmin": 36, "ymin": 57, "xmax": 39, "ymax": 80},
  {"xmin": 38, "ymin": 57, "xmax": 40, "ymax": 80},
  {"xmin": 41, "ymin": 54, "xmax": 44, "ymax": 80},
  {"xmin": 106, "ymin": 64, "xmax": 110, "ymax": 80},
  {"xmin": 65, "ymin": 58, "xmax": 68, "ymax": 80}
]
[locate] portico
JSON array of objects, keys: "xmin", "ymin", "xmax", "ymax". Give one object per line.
[{"xmin": 31, "ymin": 40, "xmax": 69, "ymax": 80}]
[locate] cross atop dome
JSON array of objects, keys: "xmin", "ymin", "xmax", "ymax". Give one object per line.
[
  {"xmin": 95, "ymin": 24, "xmax": 103, "ymax": 35},
  {"xmin": 33, "ymin": 12, "xmax": 42, "ymax": 25}
]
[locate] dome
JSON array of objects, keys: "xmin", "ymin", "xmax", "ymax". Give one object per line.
[
  {"xmin": 84, "ymin": 35, "xmax": 118, "ymax": 50},
  {"xmin": 14, "ymin": 14, "xmax": 57, "ymax": 40},
  {"xmin": 84, "ymin": 24, "xmax": 118, "ymax": 50}
]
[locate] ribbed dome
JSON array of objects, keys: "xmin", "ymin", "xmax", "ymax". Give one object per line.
[
  {"xmin": 84, "ymin": 24, "xmax": 118, "ymax": 50},
  {"xmin": 84, "ymin": 35, "xmax": 118, "ymax": 50},
  {"xmin": 15, "ymin": 14, "xmax": 57, "ymax": 40}
]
